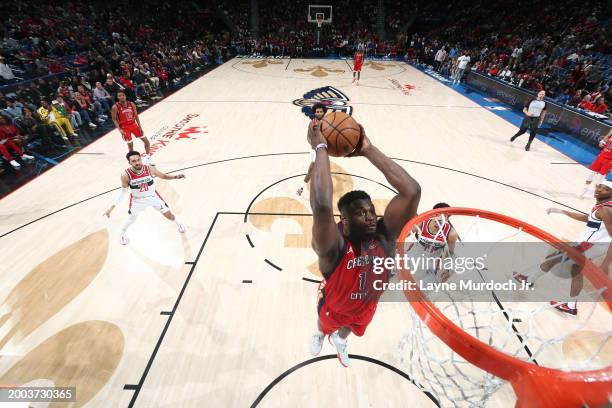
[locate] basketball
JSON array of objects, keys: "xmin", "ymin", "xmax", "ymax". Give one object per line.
[{"xmin": 319, "ymin": 112, "xmax": 362, "ymax": 157}]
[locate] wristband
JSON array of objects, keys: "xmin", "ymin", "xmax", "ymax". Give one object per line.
[{"xmin": 315, "ymin": 143, "xmax": 328, "ymax": 151}]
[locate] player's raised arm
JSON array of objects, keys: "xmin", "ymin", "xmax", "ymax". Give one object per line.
[
  {"xmin": 308, "ymin": 119, "xmax": 343, "ymax": 263},
  {"xmin": 150, "ymin": 165, "xmax": 185, "ymax": 180},
  {"xmin": 353, "ymin": 126, "xmax": 421, "ymax": 239}
]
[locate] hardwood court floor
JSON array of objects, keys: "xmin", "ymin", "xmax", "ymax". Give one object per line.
[{"xmin": 0, "ymin": 58, "xmax": 608, "ymax": 407}]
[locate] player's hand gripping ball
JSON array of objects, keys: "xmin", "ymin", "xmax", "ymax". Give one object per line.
[{"xmin": 318, "ymin": 112, "xmax": 363, "ymax": 157}]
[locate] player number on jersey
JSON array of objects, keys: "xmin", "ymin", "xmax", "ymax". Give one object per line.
[
  {"xmin": 139, "ymin": 183, "xmax": 149, "ymax": 192},
  {"xmin": 358, "ymin": 271, "xmax": 366, "ymax": 291}
]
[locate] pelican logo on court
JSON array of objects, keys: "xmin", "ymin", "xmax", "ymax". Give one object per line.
[
  {"xmin": 292, "ymin": 86, "xmax": 353, "ymax": 118},
  {"xmin": 364, "ymin": 61, "xmax": 394, "ymax": 71},
  {"xmin": 294, "ymin": 65, "xmax": 345, "ymax": 77},
  {"xmin": 241, "ymin": 59, "xmax": 284, "ymax": 69}
]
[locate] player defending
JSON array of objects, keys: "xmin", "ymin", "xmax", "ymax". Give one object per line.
[
  {"xmin": 307, "ymin": 119, "xmax": 421, "ymax": 366},
  {"xmin": 581, "ymin": 133, "xmax": 612, "ymax": 198},
  {"xmin": 104, "ymin": 151, "xmax": 186, "ymax": 245},
  {"xmin": 513, "ymin": 181, "xmax": 612, "ymax": 315},
  {"xmin": 297, "ymin": 103, "xmax": 327, "ymax": 196},
  {"xmin": 111, "ymin": 90, "xmax": 152, "ymax": 164},
  {"xmin": 352, "ymin": 49, "xmax": 364, "ymax": 86},
  {"xmin": 410, "ymin": 202, "xmax": 459, "ymax": 282}
]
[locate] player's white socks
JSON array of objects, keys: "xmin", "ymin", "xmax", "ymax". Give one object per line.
[
  {"xmin": 585, "ymin": 171, "xmax": 599, "ymax": 183},
  {"xmin": 335, "ymin": 334, "xmax": 347, "ymax": 344},
  {"xmin": 582, "ymin": 172, "xmax": 602, "ymax": 197},
  {"xmin": 121, "ymin": 215, "xmax": 136, "ymax": 235},
  {"xmin": 567, "ymin": 298, "xmax": 577, "ymax": 309}
]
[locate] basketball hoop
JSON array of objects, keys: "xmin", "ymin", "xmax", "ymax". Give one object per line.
[
  {"xmin": 316, "ymin": 13, "xmax": 324, "ymax": 29},
  {"xmin": 396, "ymin": 207, "xmax": 612, "ymax": 408}
]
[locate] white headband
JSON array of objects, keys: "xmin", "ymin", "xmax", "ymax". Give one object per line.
[{"xmin": 600, "ymin": 180, "xmax": 612, "ymax": 189}]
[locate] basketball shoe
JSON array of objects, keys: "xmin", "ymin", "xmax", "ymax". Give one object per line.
[
  {"xmin": 550, "ymin": 300, "xmax": 577, "ymax": 316},
  {"xmin": 177, "ymin": 223, "xmax": 186, "ymax": 233},
  {"xmin": 141, "ymin": 153, "xmax": 154, "ymax": 166},
  {"xmin": 329, "ymin": 332, "xmax": 349, "ymax": 367},
  {"xmin": 512, "ymin": 271, "xmax": 533, "ymax": 287},
  {"xmin": 310, "ymin": 331, "xmax": 324, "ymax": 356},
  {"xmin": 120, "ymin": 234, "xmax": 129, "ymax": 245}
]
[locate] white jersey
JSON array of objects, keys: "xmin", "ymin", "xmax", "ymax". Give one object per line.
[
  {"xmin": 578, "ymin": 200, "xmax": 612, "ymax": 244},
  {"xmin": 125, "ymin": 165, "xmax": 156, "ymax": 199}
]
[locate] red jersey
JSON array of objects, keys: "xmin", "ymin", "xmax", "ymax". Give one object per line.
[
  {"xmin": 599, "ymin": 137, "xmax": 612, "ymax": 159},
  {"xmin": 115, "ymin": 102, "xmax": 137, "ymax": 127},
  {"xmin": 322, "ymin": 232, "xmax": 390, "ymax": 317},
  {"xmin": 354, "ymin": 53, "xmax": 364, "ymax": 71},
  {"xmin": 418, "ymin": 217, "xmax": 451, "ymax": 249}
]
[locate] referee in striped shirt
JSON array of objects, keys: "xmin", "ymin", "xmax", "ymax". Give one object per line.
[{"xmin": 510, "ymin": 90, "xmax": 547, "ymax": 151}]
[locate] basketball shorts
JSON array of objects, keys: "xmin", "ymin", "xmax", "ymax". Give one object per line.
[
  {"xmin": 354, "ymin": 65, "xmax": 362, "ymax": 72},
  {"xmin": 405, "ymin": 241, "xmax": 447, "ymax": 277},
  {"xmin": 120, "ymin": 123, "xmax": 144, "ymax": 142},
  {"xmin": 128, "ymin": 194, "xmax": 169, "ymax": 217},
  {"xmin": 549, "ymin": 241, "xmax": 609, "ymax": 268},
  {"xmin": 318, "ymin": 297, "xmax": 377, "ymax": 337},
  {"xmin": 589, "ymin": 154, "xmax": 612, "ymax": 176}
]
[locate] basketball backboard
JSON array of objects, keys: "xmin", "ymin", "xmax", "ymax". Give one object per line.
[{"xmin": 307, "ymin": 5, "xmax": 332, "ymax": 24}]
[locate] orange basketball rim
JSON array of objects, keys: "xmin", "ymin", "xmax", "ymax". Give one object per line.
[{"xmin": 396, "ymin": 207, "xmax": 612, "ymax": 408}]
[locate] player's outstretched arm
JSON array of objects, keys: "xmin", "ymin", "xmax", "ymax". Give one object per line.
[
  {"xmin": 150, "ymin": 165, "xmax": 185, "ymax": 180},
  {"xmin": 354, "ymin": 126, "xmax": 421, "ymax": 239},
  {"xmin": 104, "ymin": 173, "xmax": 129, "ymax": 217},
  {"xmin": 308, "ymin": 120, "xmax": 343, "ymax": 264},
  {"xmin": 546, "ymin": 207, "xmax": 588, "ymax": 222}
]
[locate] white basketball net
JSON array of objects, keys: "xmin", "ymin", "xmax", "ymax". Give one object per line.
[{"xmin": 397, "ymin": 213, "xmax": 611, "ymax": 407}]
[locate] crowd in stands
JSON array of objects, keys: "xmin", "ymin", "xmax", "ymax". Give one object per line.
[
  {"xmin": 405, "ymin": 0, "xmax": 611, "ymax": 115},
  {"xmin": 0, "ymin": 1, "xmax": 230, "ymax": 175},
  {"xmin": 0, "ymin": 0, "xmax": 610, "ymax": 188}
]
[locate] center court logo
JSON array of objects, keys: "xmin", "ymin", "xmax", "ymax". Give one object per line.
[{"xmin": 292, "ymin": 86, "xmax": 353, "ymax": 118}]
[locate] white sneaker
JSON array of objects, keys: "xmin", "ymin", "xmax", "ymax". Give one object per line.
[
  {"xmin": 177, "ymin": 223, "xmax": 186, "ymax": 233},
  {"xmin": 141, "ymin": 154, "xmax": 153, "ymax": 166},
  {"xmin": 120, "ymin": 234, "xmax": 129, "ymax": 245},
  {"xmin": 329, "ymin": 332, "xmax": 349, "ymax": 367},
  {"xmin": 310, "ymin": 332, "xmax": 324, "ymax": 356},
  {"xmin": 9, "ymin": 160, "xmax": 21, "ymax": 169},
  {"xmin": 21, "ymin": 154, "xmax": 35, "ymax": 161},
  {"xmin": 88, "ymin": 122, "xmax": 97, "ymax": 129}
]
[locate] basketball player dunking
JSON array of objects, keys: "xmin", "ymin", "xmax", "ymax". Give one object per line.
[
  {"xmin": 307, "ymin": 119, "xmax": 421, "ymax": 366},
  {"xmin": 352, "ymin": 50, "xmax": 364, "ymax": 86},
  {"xmin": 103, "ymin": 151, "xmax": 186, "ymax": 245},
  {"xmin": 297, "ymin": 103, "xmax": 327, "ymax": 196},
  {"xmin": 513, "ymin": 181, "xmax": 612, "ymax": 315},
  {"xmin": 111, "ymin": 90, "xmax": 152, "ymax": 164}
]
